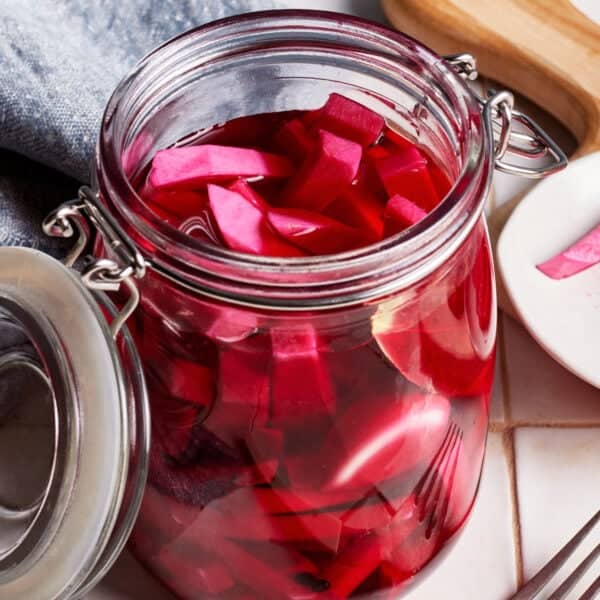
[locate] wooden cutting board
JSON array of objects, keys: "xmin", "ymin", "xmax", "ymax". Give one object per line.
[{"xmin": 381, "ymin": 0, "xmax": 600, "ymax": 315}]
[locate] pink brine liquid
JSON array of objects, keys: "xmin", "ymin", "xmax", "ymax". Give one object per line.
[{"xmin": 127, "ymin": 95, "xmax": 495, "ymax": 599}]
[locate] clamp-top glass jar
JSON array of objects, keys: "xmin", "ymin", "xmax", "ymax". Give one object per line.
[{"xmin": 0, "ymin": 10, "xmax": 566, "ymax": 600}]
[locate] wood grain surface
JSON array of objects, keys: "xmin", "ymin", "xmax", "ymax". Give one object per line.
[{"xmin": 382, "ymin": 0, "xmax": 600, "ymax": 315}]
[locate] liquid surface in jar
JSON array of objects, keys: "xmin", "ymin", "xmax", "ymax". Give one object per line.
[
  {"xmin": 128, "ymin": 95, "xmax": 494, "ymax": 600},
  {"xmin": 138, "ymin": 93, "xmax": 452, "ymax": 255}
]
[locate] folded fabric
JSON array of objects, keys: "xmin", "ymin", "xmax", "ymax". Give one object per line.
[{"xmin": 0, "ymin": 0, "xmax": 277, "ymax": 251}]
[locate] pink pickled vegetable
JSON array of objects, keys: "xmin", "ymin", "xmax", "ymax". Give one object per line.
[
  {"xmin": 317, "ymin": 393, "xmax": 451, "ymax": 491},
  {"xmin": 224, "ymin": 486, "xmax": 377, "ymax": 517},
  {"xmin": 207, "ymin": 184, "xmax": 305, "ymax": 257},
  {"xmin": 140, "ymin": 179, "xmax": 208, "ymax": 219},
  {"xmin": 373, "ymin": 237, "xmax": 495, "ymax": 397},
  {"xmin": 151, "ymin": 397, "xmax": 198, "ymax": 460},
  {"xmin": 325, "ymin": 187, "xmax": 385, "ymax": 240},
  {"xmin": 189, "ymin": 296, "xmax": 260, "ymax": 344},
  {"xmin": 153, "ymin": 359, "xmax": 214, "ymax": 408},
  {"xmin": 146, "ymin": 203, "xmax": 183, "ymax": 228},
  {"xmin": 321, "ymin": 534, "xmax": 384, "ymax": 597},
  {"xmin": 149, "ymin": 145, "xmax": 293, "ymax": 191},
  {"xmin": 385, "ymin": 128, "xmax": 416, "ymax": 152},
  {"xmin": 267, "ymin": 207, "xmax": 376, "ymax": 254},
  {"xmin": 196, "ymin": 113, "xmax": 291, "ymax": 147},
  {"xmin": 429, "ymin": 161, "xmax": 453, "ymax": 199},
  {"xmin": 272, "ymin": 118, "xmax": 315, "ymax": 161},
  {"xmin": 374, "ymin": 147, "xmax": 439, "ymax": 211},
  {"xmin": 309, "ymin": 93, "xmax": 385, "ymax": 147},
  {"xmin": 383, "ymin": 194, "xmax": 427, "ymax": 236},
  {"xmin": 196, "ymin": 536, "xmax": 330, "ymax": 600},
  {"xmin": 281, "ymin": 129, "xmax": 362, "ymax": 211},
  {"xmin": 228, "ymin": 179, "xmax": 270, "ymax": 211},
  {"xmin": 204, "ymin": 343, "xmax": 271, "ymax": 439},
  {"xmin": 270, "ymin": 327, "xmax": 336, "ymax": 427},
  {"xmin": 211, "ymin": 498, "xmax": 342, "ymax": 550},
  {"xmin": 537, "ymin": 223, "xmax": 600, "ymax": 279}
]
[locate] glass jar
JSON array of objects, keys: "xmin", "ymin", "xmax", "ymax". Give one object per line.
[{"xmin": 0, "ymin": 10, "xmax": 566, "ymax": 600}]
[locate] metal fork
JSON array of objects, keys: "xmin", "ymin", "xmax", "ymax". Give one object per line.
[
  {"xmin": 413, "ymin": 422, "xmax": 463, "ymax": 540},
  {"xmin": 509, "ymin": 509, "xmax": 600, "ymax": 600}
]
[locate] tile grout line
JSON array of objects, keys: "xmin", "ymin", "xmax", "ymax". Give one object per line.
[
  {"xmin": 498, "ymin": 315, "xmax": 513, "ymax": 424},
  {"xmin": 490, "ymin": 421, "xmax": 600, "ymax": 430},
  {"xmin": 498, "ymin": 315, "xmax": 525, "ymax": 589},
  {"xmin": 503, "ymin": 428, "xmax": 525, "ymax": 590}
]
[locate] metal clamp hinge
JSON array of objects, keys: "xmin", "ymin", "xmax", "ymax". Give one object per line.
[
  {"xmin": 43, "ymin": 186, "xmax": 146, "ymax": 338},
  {"xmin": 444, "ymin": 54, "xmax": 568, "ymax": 178}
]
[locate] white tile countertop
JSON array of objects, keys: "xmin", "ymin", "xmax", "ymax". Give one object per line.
[{"xmin": 88, "ymin": 2, "xmax": 600, "ymax": 599}]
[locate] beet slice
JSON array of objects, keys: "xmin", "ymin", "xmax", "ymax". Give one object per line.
[
  {"xmin": 321, "ymin": 534, "xmax": 384, "ymax": 597},
  {"xmin": 154, "ymin": 553, "xmax": 235, "ymax": 597},
  {"xmin": 203, "ymin": 343, "xmax": 271, "ymax": 442},
  {"xmin": 207, "ymin": 184, "xmax": 305, "ymax": 257},
  {"xmin": 198, "ymin": 112, "xmax": 294, "ymax": 148},
  {"xmin": 130, "ymin": 484, "xmax": 198, "ymax": 556},
  {"xmin": 149, "ymin": 145, "xmax": 293, "ymax": 191},
  {"xmin": 374, "ymin": 147, "xmax": 439, "ymax": 211},
  {"xmin": 383, "ymin": 194, "xmax": 427, "ymax": 236},
  {"xmin": 372, "ymin": 237, "xmax": 496, "ymax": 398},
  {"xmin": 150, "ymin": 390, "xmax": 199, "ymax": 460},
  {"xmin": 281, "ymin": 130, "xmax": 362, "ymax": 212},
  {"xmin": 384, "ymin": 128, "xmax": 416, "ymax": 152},
  {"xmin": 272, "ymin": 118, "xmax": 315, "ymax": 161},
  {"xmin": 269, "ymin": 326, "xmax": 336, "ymax": 428},
  {"xmin": 324, "ymin": 187, "xmax": 385, "ymax": 241},
  {"xmin": 310, "ymin": 93, "xmax": 385, "ymax": 147},
  {"xmin": 537, "ymin": 223, "xmax": 600, "ymax": 279},
  {"xmin": 332, "ymin": 498, "xmax": 398, "ymax": 532},
  {"xmin": 195, "ymin": 299, "xmax": 261, "ymax": 345},
  {"xmin": 317, "ymin": 393, "xmax": 451, "ymax": 492},
  {"xmin": 196, "ymin": 536, "xmax": 330, "ymax": 600},
  {"xmin": 140, "ymin": 179, "xmax": 208, "ymax": 219},
  {"xmin": 211, "ymin": 496, "xmax": 342, "ymax": 551},
  {"xmin": 148, "ymin": 435, "xmax": 274, "ymax": 506},
  {"xmin": 267, "ymin": 207, "xmax": 376, "ymax": 255},
  {"xmin": 428, "ymin": 161, "xmax": 453, "ymax": 200},
  {"xmin": 153, "ymin": 359, "xmax": 214, "ymax": 408},
  {"xmin": 242, "ymin": 542, "xmax": 321, "ymax": 580},
  {"xmin": 228, "ymin": 179, "xmax": 270, "ymax": 211}
]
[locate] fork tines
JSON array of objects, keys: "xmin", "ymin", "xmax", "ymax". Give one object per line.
[{"xmin": 510, "ymin": 509, "xmax": 600, "ymax": 600}]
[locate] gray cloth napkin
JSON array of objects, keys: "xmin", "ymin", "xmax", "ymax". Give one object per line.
[{"xmin": 0, "ymin": 0, "xmax": 278, "ymax": 254}]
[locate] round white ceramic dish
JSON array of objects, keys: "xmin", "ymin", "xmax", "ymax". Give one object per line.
[{"xmin": 498, "ymin": 151, "xmax": 600, "ymax": 389}]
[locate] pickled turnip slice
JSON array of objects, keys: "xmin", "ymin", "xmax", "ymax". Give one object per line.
[
  {"xmin": 267, "ymin": 207, "xmax": 376, "ymax": 254},
  {"xmin": 324, "ymin": 187, "xmax": 385, "ymax": 240},
  {"xmin": 383, "ymin": 194, "xmax": 427, "ymax": 236},
  {"xmin": 272, "ymin": 118, "xmax": 315, "ymax": 161},
  {"xmin": 149, "ymin": 145, "xmax": 293, "ymax": 190},
  {"xmin": 141, "ymin": 179, "xmax": 208, "ymax": 219},
  {"xmin": 308, "ymin": 93, "xmax": 385, "ymax": 148},
  {"xmin": 281, "ymin": 129, "xmax": 362, "ymax": 211},
  {"xmin": 374, "ymin": 147, "xmax": 439, "ymax": 211},
  {"xmin": 207, "ymin": 184, "xmax": 305, "ymax": 257},
  {"xmin": 270, "ymin": 326, "xmax": 336, "ymax": 426},
  {"xmin": 536, "ymin": 223, "xmax": 600, "ymax": 279}
]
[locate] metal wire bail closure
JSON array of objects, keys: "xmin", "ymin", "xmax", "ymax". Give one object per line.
[
  {"xmin": 43, "ymin": 186, "xmax": 146, "ymax": 338},
  {"xmin": 445, "ymin": 53, "xmax": 568, "ymax": 179}
]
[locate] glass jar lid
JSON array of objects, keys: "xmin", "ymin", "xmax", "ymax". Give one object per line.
[{"xmin": 0, "ymin": 247, "xmax": 149, "ymax": 600}]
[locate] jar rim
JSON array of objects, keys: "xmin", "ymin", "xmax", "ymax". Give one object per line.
[{"xmin": 96, "ymin": 9, "xmax": 493, "ymax": 309}]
